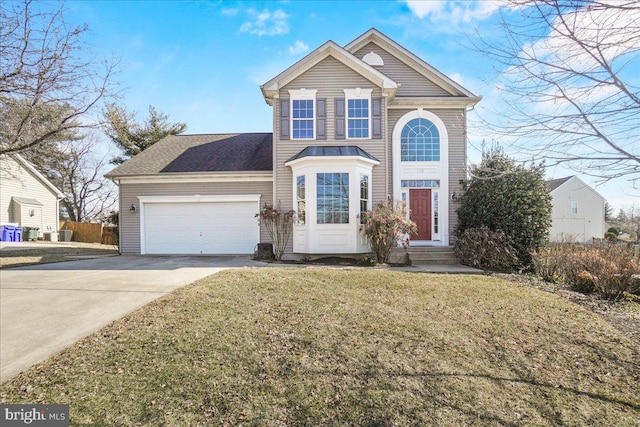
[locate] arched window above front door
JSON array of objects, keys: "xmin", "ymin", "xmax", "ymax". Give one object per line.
[{"xmin": 400, "ymin": 118, "xmax": 440, "ymax": 162}]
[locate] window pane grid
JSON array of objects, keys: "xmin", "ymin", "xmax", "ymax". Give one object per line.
[
  {"xmin": 400, "ymin": 180, "xmax": 440, "ymax": 188},
  {"xmin": 317, "ymin": 173, "xmax": 349, "ymax": 224},
  {"xmin": 347, "ymin": 99, "xmax": 369, "ymax": 138},
  {"xmin": 297, "ymin": 175, "xmax": 306, "ymax": 225},
  {"xmin": 400, "ymin": 118, "xmax": 440, "ymax": 161},
  {"xmin": 292, "ymin": 100, "xmax": 314, "ymax": 139},
  {"xmin": 360, "ymin": 174, "xmax": 369, "ymax": 224}
]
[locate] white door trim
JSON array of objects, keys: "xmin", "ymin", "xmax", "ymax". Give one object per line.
[
  {"xmin": 138, "ymin": 194, "xmax": 261, "ymax": 255},
  {"xmin": 392, "ymin": 109, "xmax": 449, "ymax": 246}
]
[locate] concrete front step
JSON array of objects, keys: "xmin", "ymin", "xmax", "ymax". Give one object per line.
[{"xmin": 391, "ymin": 246, "xmax": 459, "ymax": 265}]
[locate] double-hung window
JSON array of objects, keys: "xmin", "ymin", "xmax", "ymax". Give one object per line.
[
  {"xmin": 289, "ymin": 89, "xmax": 317, "ymax": 140},
  {"xmin": 344, "ymin": 88, "xmax": 372, "ymax": 139},
  {"xmin": 571, "ymin": 201, "xmax": 578, "ymax": 215},
  {"xmin": 297, "ymin": 175, "xmax": 306, "ymax": 225},
  {"xmin": 360, "ymin": 174, "xmax": 369, "ymax": 224}
]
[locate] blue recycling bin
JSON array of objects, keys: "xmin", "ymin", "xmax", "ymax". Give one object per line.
[
  {"xmin": 14, "ymin": 227, "xmax": 23, "ymax": 242},
  {"xmin": 0, "ymin": 225, "xmax": 15, "ymax": 242}
]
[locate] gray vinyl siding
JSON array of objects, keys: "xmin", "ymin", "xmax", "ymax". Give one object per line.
[
  {"xmin": 119, "ymin": 180, "xmax": 273, "ymax": 254},
  {"xmin": 353, "ymin": 42, "xmax": 452, "ymax": 97},
  {"xmin": 0, "ymin": 155, "xmax": 59, "ymax": 235},
  {"xmin": 387, "ymin": 108, "xmax": 467, "ymax": 241},
  {"xmin": 278, "ymin": 56, "xmax": 383, "ymax": 143},
  {"xmin": 274, "ymin": 57, "xmax": 390, "ymax": 254}
]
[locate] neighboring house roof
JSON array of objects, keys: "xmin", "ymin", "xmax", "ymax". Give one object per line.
[
  {"xmin": 261, "ymin": 39, "xmax": 399, "ymax": 103},
  {"xmin": 546, "ymin": 176, "xmax": 573, "ymax": 193},
  {"xmin": 286, "ymin": 146, "xmax": 380, "ymax": 163},
  {"xmin": 105, "ymin": 133, "xmax": 273, "ymax": 178},
  {"xmin": 546, "ymin": 175, "xmax": 606, "ymax": 201},
  {"xmin": 8, "ymin": 154, "xmax": 65, "ymax": 199}
]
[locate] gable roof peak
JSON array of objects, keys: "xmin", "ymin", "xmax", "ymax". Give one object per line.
[
  {"xmin": 261, "ymin": 38, "xmax": 398, "ymax": 104},
  {"xmin": 345, "ymin": 28, "xmax": 478, "ymax": 99}
]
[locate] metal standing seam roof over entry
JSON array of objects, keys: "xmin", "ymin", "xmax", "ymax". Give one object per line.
[{"xmin": 286, "ymin": 146, "xmax": 380, "ymax": 163}]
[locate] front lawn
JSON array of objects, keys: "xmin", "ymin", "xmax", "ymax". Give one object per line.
[{"xmin": 1, "ymin": 268, "xmax": 638, "ymax": 426}]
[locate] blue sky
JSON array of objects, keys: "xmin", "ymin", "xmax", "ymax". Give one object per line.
[{"xmin": 60, "ymin": 0, "xmax": 636, "ymax": 210}]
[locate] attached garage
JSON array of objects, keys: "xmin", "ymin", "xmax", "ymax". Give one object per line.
[{"xmin": 139, "ymin": 195, "xmax": 261, "ymax": 255}]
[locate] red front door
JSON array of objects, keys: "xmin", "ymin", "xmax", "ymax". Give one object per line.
[{"xmin": 409, "ymin": 189, "xmax": 432, "ymax": 241}]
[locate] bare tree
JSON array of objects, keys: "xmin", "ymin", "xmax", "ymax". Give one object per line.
[
  {"xmin": 472, "ymin": 0, "xmax": 640, "ymax": 187},
  {"xmin": 0, "ymin": 0, "xmax": 117, "ymax": 155},
  {"xmin": 21, "ymin": 134, "xmax": 117, "ymax": 222},
  {"xmin": 57, "ymin": 137, "xmax": 117, "ymax": 222}
]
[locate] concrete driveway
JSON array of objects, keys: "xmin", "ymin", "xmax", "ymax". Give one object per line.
[{"xmin": 0, "ymin": 255, "xmax": 264, "ymax": 382}]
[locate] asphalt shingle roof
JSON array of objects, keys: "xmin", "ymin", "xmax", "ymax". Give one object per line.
[
  {"xmin": 105, "ymin": 133, "xmax": 273, "ymax": 177},
  {"xmin": 546, "ymin": 176, "xmax": 573, "ymax": 193}
]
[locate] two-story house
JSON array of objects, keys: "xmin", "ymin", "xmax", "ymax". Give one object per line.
[
  {"xmin": 106, "ymin": 29, "xmax": 480, "ymax": 257},
  {"xmin": 546, "ymin": 175, "xmax": 607, "ymax": 243}
]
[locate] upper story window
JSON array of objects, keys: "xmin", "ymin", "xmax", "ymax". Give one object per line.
[
  {"xmin": 400, "ymin": 118, "xmax": 440, "ymax": 162},
  {"xmin": 344, "ymin": 88, "xmax": 372, "ymax": 139},
  {"xmin": 571, "ymin": 201, "xmax": 578, "ymax": 215},
  {"xmin": 289, "ymin": 89, "xmax": 317, "ymax": 140}
]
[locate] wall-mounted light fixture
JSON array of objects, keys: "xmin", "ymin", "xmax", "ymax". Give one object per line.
[
  {"xmin": 29, "ymin": 209, "xmax": 35, "ymax": 217},
  {"xmin": 129, "ymin": 204, "xmax": 137, "ymax": 212},
  {"xmin": 451, "ymin": 192, "xmax": 459, "ymax": 202}
]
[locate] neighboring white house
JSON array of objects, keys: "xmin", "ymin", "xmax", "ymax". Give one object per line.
[
  {"xmin": 0, "ymin": 154, "xmax": 65, "ymax": 239},
  {"xmin": 547, "ymin": 176, "xmax": 606, "ymax": 243}
]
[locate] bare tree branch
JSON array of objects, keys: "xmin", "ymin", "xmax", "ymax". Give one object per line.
[
  {"xmin": 0, "ymin": 0, "xmax": 118, "ymax": 155},
  {"xmin": 471, "ymin": 0, "xmax": 640, "ymax": 187}
]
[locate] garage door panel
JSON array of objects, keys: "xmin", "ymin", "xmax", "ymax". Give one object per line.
[{"xmin": 143, "ymin": 201, "xmax": 259, "ymax": 254}]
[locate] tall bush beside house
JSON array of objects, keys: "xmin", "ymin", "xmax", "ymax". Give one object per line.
[
  {"xmin": 256, "ymin": 204, "xmax": 296, "ymax": 261},
  {"xmin": 456, "ymin": 146, "xmax": 552, "ymax": 270},
  {"xmin": 360, "ymin": 202, "xmax": 417, "ymax": 264}
]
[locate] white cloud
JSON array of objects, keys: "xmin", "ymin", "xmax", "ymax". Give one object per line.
[
  {"xmin": 240, "ymin": 8, "xmax": 289, "ymax": 36},
  {"xmin": 288, "ymin": 40, "xmax": 309, "ymax": 55},
  {"xmin": 527, "ymin": 2, "xmax": 640, "ymax": 73},
  {"xmin": 221, "ymin": 8, "xmax": 239, "ymax": 16},
  {"xmin": 405, "ymin": 0, "xmax": 501, "ymax": 24},
  {"xmin": 449, "ymin": 72, "xmax": 464, "ymax": 86}
]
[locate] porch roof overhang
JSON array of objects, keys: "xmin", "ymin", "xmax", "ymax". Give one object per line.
[
  {"xmin": 12, "ymin": 196, "xmax": 43, "ymax": 206},
  {"xmin": 285, "ymin": 146, "xmax": 380, "ymax": 167}
]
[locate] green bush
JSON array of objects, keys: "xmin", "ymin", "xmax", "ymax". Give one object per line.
[
  {"xmin": 604, "ymin": 231, "xmax": 618, "ymax": 242},
  {"xmin": 454, "ymin": 226, "xmax": 519, "ymax": 272},
  {"xmin": 456, "ymin": 146, "xmax": 552, "ymax": 269},
  {"xmin": 607, "ymin": 227, "xmax": 619, "ymax": 235}
]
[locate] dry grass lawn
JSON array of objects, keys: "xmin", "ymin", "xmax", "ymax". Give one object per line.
[
  {"xmin": 1, "ymin": 268, "xmax": 639, "ymax": 426},
  {"xmin": 0, "ymin": 244, "xmax": 118, "ymax": 268}
]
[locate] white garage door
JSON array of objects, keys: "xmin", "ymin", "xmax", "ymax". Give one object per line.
[{"xmin": 141, "ymin": 198, "xmax": 260, "ymax": 255}]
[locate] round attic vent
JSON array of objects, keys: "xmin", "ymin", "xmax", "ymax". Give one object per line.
[{"xmin": 362, "ymin": 51, "xmax": 384, "ymax": 67}]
